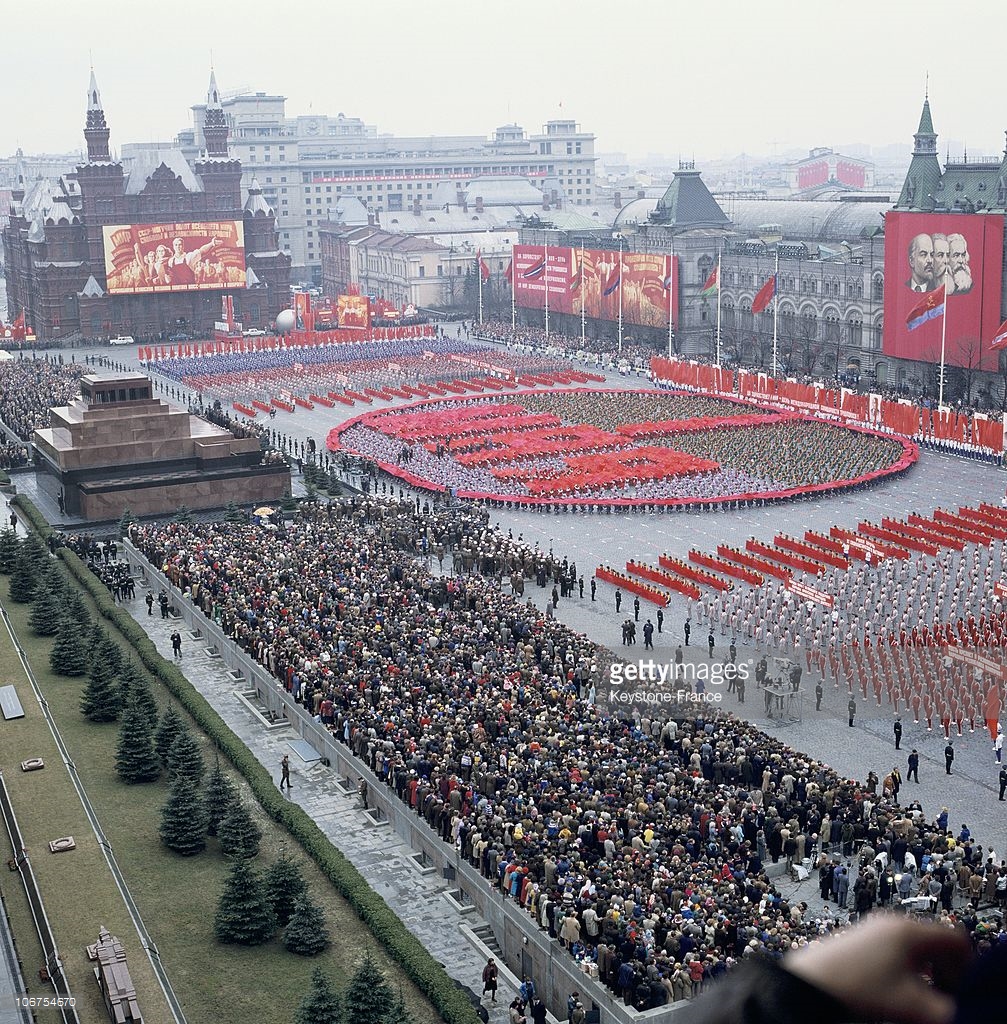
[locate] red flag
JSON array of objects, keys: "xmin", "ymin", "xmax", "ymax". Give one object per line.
[
  {"xmin": 906, "ymin": 284, "xmax": 945, "ymax": 331},
  {"xmin": 11, "ymin": 310, "xmax": 26, "ymax": 341},
  {"xmin": 751, "ymin": 274, "xmax": 777, "ymax": 315},
  {"xmin": 477, "ymin": 251, "xmax": 491, "ymax": 283},
  {"xmin": 991, "ymin": 316, "xmax": 1007, "ymax": 350},
  {"xmin": 602, "ymin": 261, "xmax": 621, "ymax": 296},
  {"xmin": 699, "ymin": 264, "xmax": 719, "ymax": 297}
]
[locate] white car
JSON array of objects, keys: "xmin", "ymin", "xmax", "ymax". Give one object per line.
[
  {"xmin": 242, "ymin": 328, "xmax": 267, "ymax": 337},
  {"xmin": 109, "ymin": 335, "xmax": 135, "ymax": 346}
]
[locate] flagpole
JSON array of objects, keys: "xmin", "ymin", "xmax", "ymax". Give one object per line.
[
  {"xmin": 715, "ymin": 249, "xmax": 722, "ymax": 367},
  {"xmin": 579, "ymin": 243, "xmax": 586, "ymax": 346},
  {"xmin": 668, "ymin": 245, "xmax": 675, "ymax": 358},
  {"xmin": 477, "ymin": 255, "xmax": 484, "ymax": 325},
  {"xmin": 617, "ymin": 235, "xmax": 624, "ymax": 355},
  {"xmin": 544, "ymin": 240, "xmax": 550, "ymax": 339},
  {"xmin": 510, "ymin": 246, "xmax": 516, "ymax": 331},
  {"xmin": 938, "ymin": 273, "xmax": 948, "ymax": 410},
  {"xmin": 772, "ymin": 246, "xmax": 780, "ymax": 376}
]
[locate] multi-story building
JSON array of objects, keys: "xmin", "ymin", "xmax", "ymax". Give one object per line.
[
  {"xmin": 515, "ymin": 98, "xmax": 1007, "ymax": 404},
  {"xmin": 3, "ymin": 72, "xmax": 289, "ymax": 342},
  {"xmin": 319, "ymin": 223, "xmax": 513, "ymax": 315},
  {"xmin": 785, "ymin": 147, "xmax": 876, "ymax": 195},
  {"xmin": 180, "ymin": 93, "xmax": 596, "ymax": 281}
]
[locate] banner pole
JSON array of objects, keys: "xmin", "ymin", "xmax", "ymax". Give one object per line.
[
  {"xmin": 668, "ymin": 243, "xmax": 675, "ymax": 358},
  {"xmin": 544, "ymin": 239, "xmax": 550, "ymax": 339},
  {"xmin": 617, "ymin": 235, "xmax": 624, "ymax": 355},
  {"xmin": 938, "ymin": 276, "xmax": 948, "ymax": 410},
  {"xmin": 772, "ymin": 246, "xmax": 780, "ymax": 376},
  {"xmin": 580, "ymin": 243, "xmax": 586, "ymax": 346},
  {"xmin": 715, "ymin": 249, "xmax": 722, "ymax": 367},
  {"xmin": 510, "ymin": 246, "xmax": 516, "ymax": 331}
]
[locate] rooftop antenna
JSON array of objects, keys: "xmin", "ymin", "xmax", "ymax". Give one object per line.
[{"xmin": 925, "ymin": 70, "xmax": 929, "ymax": 100}]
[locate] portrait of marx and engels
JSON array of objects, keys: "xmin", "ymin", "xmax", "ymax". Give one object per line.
[{"xmin": 905, "ymin": 231, "xmax": 973, "ymax": 295}]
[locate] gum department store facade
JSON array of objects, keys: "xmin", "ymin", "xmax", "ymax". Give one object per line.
[{"xmin": 523, "ymin": 97, "xmax": 1007, "ymax": 400}]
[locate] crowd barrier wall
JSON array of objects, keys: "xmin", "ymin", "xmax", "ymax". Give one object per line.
[{"xmin": 123, "ymin": 541, "xmax": 683, "ymax": 1024}]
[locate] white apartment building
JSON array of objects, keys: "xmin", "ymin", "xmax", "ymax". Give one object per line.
[{"xmin": 180, "ymin": 93, "xmax": 595, "ymax": 281}]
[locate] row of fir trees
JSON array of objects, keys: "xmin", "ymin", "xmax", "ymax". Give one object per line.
[{"xmin": 3, "ymin": 528, "xmax": 412, "ymax": 1018}]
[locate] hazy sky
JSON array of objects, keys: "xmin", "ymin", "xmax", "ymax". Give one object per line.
[{"xmin": 8, "ymin": 0, "xmax": 1006, "ymax": 163}]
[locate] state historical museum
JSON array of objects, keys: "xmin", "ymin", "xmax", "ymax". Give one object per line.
[{"xmin": 3, "ymin": 71, "xmax": 290, "ymax": 342}]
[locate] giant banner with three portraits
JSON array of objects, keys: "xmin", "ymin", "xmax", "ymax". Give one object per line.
[{"xmin": 883, "ymin": 212, "xmax": 1003, "ymax": 371}]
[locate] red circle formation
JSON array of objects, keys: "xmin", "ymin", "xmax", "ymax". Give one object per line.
[{"xmin": 327, "ymin": 388, "xmax": 918, "ymax": 510}]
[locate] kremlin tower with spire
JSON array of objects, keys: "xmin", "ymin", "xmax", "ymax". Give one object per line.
[{"xmin": 3, "ymin": 70, "xmax": 290, "ymax": 342}]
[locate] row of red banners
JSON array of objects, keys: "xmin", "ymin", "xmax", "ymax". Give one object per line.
[
  {"xmin": 651, "ymin": 357, "xmax": 1005, "ymax": 452},
  {"xmin": 142, "ymin": 325, "xmax": 438, "ymax": 363}
]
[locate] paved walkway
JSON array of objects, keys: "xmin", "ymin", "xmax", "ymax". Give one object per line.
[{"xmin": 120, "ymin": 591, "xmax": 520, "ymax": 1024}]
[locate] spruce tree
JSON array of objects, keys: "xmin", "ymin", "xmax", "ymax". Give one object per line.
[
  {"xmin": 95, "ymin": 634, "xmax": 124, "ymax": 680},
  {"xmin": 282, "ymin": 892, "xmax": 329, "ymax": 956},
  {"xmin": 115, "ymin": 701, "xmax": 161, "ymax": 783},
  {"xmin": 173, "ymin": 505, "xmax": 194, "ymax": 527},
  {"xmin": 8, "ymin": 540, "xmax": 38, "ymax": 603},
  {"xmin": 158, "ymin": 775, "xmax": 207, "ymax": 856},
  {"xmin": 384, "ymin": 994, "xmax": 413, "ymax": 1024},
  {"xmin": 213, "ymin": 858, "xmax": 276, "ymax": 945},
  {"xmin": 88, "ymin": 620, "xmax": 107, "ymax": 658},
  {"xmin": 29, "ymin": 582, "xmax": 64, "ymax": 636},
  {"xmin": 217, "ymin": 799, "xmax": 262, "ymax": 860},
  {"xmin": 224, "ymin": 501, "xmax": 245, "ymax": 524},
  {"xmin": 166, "ymin": 728, "xmax": 205, "ymax": 786},
  {"xmin": 342, "ymin": 952, "xmax": 394, "ymax": 1024},
  {"xmin": 117, "ymin": 661, "xmax": 158, "ymax": 721},
  {"xmin": 0, "ymin": 527, "xmax": 18, "ymax": 573},
  {"xmin": 293, "ymin": 967, "xmax": 341, "ymax": 1024},
  {"xmin": 155, "ymin": 706, "xmax": 185, "ymax": 766},
  {"xmin": 203, "ymin": 755, "xmax": 237, "ymax": 837},
  {"xmin": 264, "ymin": 850, "xmax": 308, "ymax": 925},
  {"xmin": 118, "ymin": 507, "xmax": 135, "ymax": 537},
  {"xmin": 80, "ymin": 652, "xmax": 121, "ymax": 722},
  {"xmin": 21, "ymin": 533, "xmax": 46, "ymax": 568},
  {"xmin": 49, "ymin": 616, "xmax": 88, "ymax": 676},
  {"xmin": 61, "ymin": 588, "xmax": 91, "ymax": 629}
]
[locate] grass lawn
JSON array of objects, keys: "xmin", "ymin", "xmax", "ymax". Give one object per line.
[
  {"xmin": 0, "ymin": 614, "xmax": 175, "ymax": 1024},
  {"xmin": 1, "ymin": 565, "xmax": 442, "ymax": 1024}
]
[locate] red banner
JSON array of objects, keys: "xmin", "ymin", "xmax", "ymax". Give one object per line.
[
  {"xmin": 293, "ymin": 292, "xmax": 314, "ymax": 332},
  {"xmin": 882, "ymin": 211, "xmax": 1004, "ymax": 371},
  {"xmin": 337, "ymin": 294, "xmax": 370, "ymax": 330},
  {"xmin": 102, "ymin": 220, "xmax": 246, "ymax": 294},
  {"xmin": 513, "ymin": 245, "xmax": 677, "ymax": 330},
  {"xmin": 945, "ymin": 646, "xmax": 1007, "ymax": 681},
  {"xmin": 786, "ymin": 578, "xmax": 835, "ymax": 609}
]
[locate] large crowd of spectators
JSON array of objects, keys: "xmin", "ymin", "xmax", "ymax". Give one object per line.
[
  {"xmin": 472, "ymin": 320, "xmax": 657, "ymax": 370},
  {"xmin": 0, "ymin": 441, "xmax": 28, "ymax": 470},
  {"xmin": 131, "ymin": 499, "xmax": 1006, "ymax": 1010},
  {"xmin": 0, "ymin": 357, "xmax": 85, "ymax": 440},
  {"xmin": 198, "ymin": 401, "xmax": 270, "ymax": 444}
]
